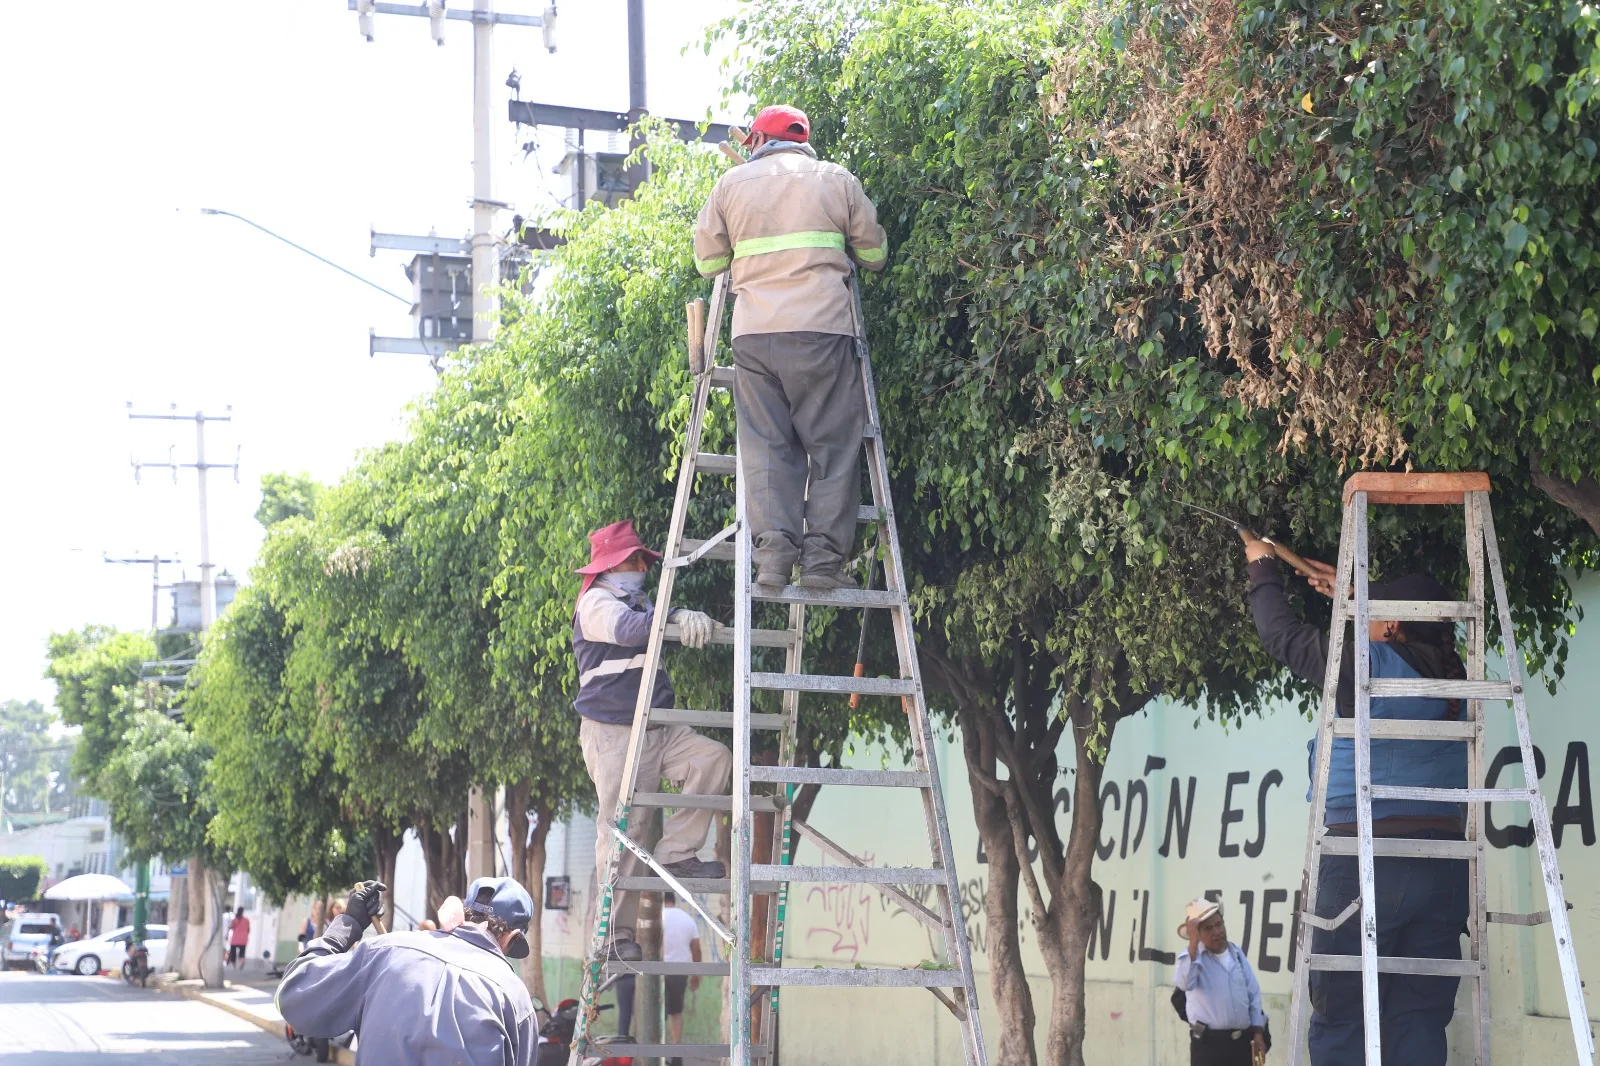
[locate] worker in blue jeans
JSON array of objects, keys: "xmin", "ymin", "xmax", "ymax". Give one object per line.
[{"xmin": 1242, "ymin": 532, "xmax": 1469, "ymax": 1065}]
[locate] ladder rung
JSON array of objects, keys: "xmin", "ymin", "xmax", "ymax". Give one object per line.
[
  {"xmin": 647, "ymin": 707, "xmax": 789, "ymax": 730},
  {"xmin": 750, "ymin": 966, "xmax": 967, "ymax": 988},
  {"xmin": 1342, "ymin": 471, "xmax": 1489, "ymax": 506},
  {"xmin": 710, "ymin": 365, "xmax": 734, "ymax": 387},
  {"xmin": 749, "ymin": 671, "xmax": 915, "ymax": 695},
  {"xmin": 679, "ymin": 537, "xmax": 735, "ymax": 562},
  {"xmin": 1488, "ymin": 910, "xmax": 1553, "ymax": 926},
  {"xmin": 857, "ymin": 505, "xmax": 883, "ymax": 522},
  {"xmin": 1343, "ymin": 598, "xmax": 1481, "ymax": 622},
  {"xmin": 748, "ymin": 766, "xmax": 931, "ymax": 788},
  {"xmin": 695, "ymin": 451, "xmax": 736, "ymax": 475},
  {"xmin": 863, "ymin": 423, "xmax": 880, "ymax": 438},
  {"xmin": 1330, "ymin": 719, "xmax": 1478, "ymax": 741},
  {"xmin": 590, "ymin": 1045, "xmax": 766, "ymax": 1060},
  {"xmin": 615, "ymin": 876, "xmax": 781, "ymax": 895},
  {"xmin": 664, "ymin": 623, "xmax": 796, "ymax": 649},
  {"xmin": 750, "ymin": 864, "xmax": 946, "ymax": 885},
  {"xmin": 605, "ymin": 960, "xmax": 730, "ymax": 976},
  {"xmin": 751, "ymin": 586, "xmax": 902, "ymax": 608},
  {"xmin": 633, "ymin": 791, "xmax": 780, "ymax": 811},
  {"xmin": 1369, "ymin": 785, "xmax": 1533, "ymax": 803},
  {"xmin": 1305, "ymin": 953, "xmax": 1483, "ymax": 977},
  {"xmin": 1318, "ymin": 835, "xmax": 1479, "ymax": 859},
  {"xmin": 1367, "ymin": 678, "xmax": 1517, "ymax": 700}
]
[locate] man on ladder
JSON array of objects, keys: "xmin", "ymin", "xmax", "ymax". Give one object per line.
[
  {"xmin": 572, "ymin": 520, "xmax": 727, "ymax": 961},
  {"xmin": 693, "ymin": 103, "xmax": 890, "ymax": 590},
  {"xmin": 1241, "ymin": 531, "xmax": 1469, "ymax": 1063}
]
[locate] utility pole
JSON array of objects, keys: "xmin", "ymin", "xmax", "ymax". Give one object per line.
[
  {"xmin": 127, "ymin": 404, "xmax": 237, "ymax": 988},
  {"xmin": 129, "ymin": 406, "xmax": 237, "ymax": 629},
  {"xmin": 350, "ymin": 0, "xmax": 555, "ymax": 883},
  {"xmin": 351, "ymin": 1, "xmax": 556, "ymax": 367},
  {"xmin": 103, "ymin": 552, "xmax": 181, "ymax": 630}
]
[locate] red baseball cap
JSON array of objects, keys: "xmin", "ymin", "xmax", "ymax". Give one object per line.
[{"xmin": 743, "ymin": 104, "xmax": 810, "ymax": 147}]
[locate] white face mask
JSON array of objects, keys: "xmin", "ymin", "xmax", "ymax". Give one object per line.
[{"xmin": 606, "ymin": 570, "xmax": 646, "ymax": 594}]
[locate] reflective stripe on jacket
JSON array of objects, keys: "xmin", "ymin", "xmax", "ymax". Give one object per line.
[
  {"xmin": 693, "ymin": 141, "xmax": 888, "ymax": 338},
  {"xmin": 572, "ymin": 580, "xmax": 675, "ymax": 725}
]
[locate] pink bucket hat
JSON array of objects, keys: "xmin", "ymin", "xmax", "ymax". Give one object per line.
[{"xmin": 574, "ymin": 520, "xmax": 661, "ymax": 600}]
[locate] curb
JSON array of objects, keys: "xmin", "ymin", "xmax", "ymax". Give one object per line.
[{"xmin": 146, "ymin": 975, "xmax": 356, "ymax": 1065}]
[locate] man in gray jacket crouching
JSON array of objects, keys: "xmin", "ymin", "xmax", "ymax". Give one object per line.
[{"xmin": 277, "ymin": 877, "xmax": 537, "ymax": 1065}]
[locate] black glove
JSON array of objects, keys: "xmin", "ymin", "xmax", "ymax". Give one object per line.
[{"xmin": 344, "ymin": 880, "xmax": 387, "ymax": 932}]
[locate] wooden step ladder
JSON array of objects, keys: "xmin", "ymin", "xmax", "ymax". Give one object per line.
[
  {"xmin": 1285, "ymin": 472, "xmax": 1593, "ymax": 1066},
  {"xmin": 568, "ymin": 273, "xmax": 988, "ymax": 1066}
]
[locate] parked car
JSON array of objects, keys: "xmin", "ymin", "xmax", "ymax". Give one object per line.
[
  {"xmin": 3, "ymin": 913, "xmax": 62, "ymax": 970},
  {"xmin": 52, "ymin": 925, "xmax": 168, "ymax": 977}
]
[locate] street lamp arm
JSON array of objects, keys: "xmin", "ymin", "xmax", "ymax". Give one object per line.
[{"xmin": 199, "ymin": 208, "xmax": 412, "ymax": 306}]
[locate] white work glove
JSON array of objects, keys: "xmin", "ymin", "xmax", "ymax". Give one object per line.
[{"xmin": 674, "ymin": 609, "xmax": 719, "ymax": 649}]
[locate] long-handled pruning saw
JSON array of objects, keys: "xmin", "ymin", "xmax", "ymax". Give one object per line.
[{"xmin": 1174, "ymin": 500, "xmax": 1324, "ymax": 580}]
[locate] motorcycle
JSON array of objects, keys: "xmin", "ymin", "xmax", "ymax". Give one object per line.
[
  {"xmin": 284, "ymin": 1023, "xmax": 354, "ymax": 1063},
  {"xmin": 537, "ymin": 976, "xmax": 634, "ymax": 1066},
  {"xmin": 122, "ymin": 942, "xmax": 150, "ymax": 987}
]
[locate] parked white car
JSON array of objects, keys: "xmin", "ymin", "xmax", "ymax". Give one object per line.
[
  {"xmin": 52, "ymin": 925, "xmax": 168, "ymax": 977},
  {"xmin": 3, "ymin": 913, "xmax": 62, "ymax": 970}
]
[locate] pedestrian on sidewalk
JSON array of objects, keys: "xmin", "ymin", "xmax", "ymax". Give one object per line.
[
  {"xmin": 1174, "ymin": 898, "xmax": 1268, "ymax": 1065},
  {"xmin": 693, "ymin": 103, "xmax": 890, "ymax": 590},
  {"xmin": 228, "ymin": 907, "xmax": 250, "ymax": 968},
  {"xmin": 277, "ymin": 877, "xmax": 537, "ymax": 1066},
  {"xmin": 572, "ymin": 520, "xmax": 729, "ymax": 963},
  {"xmin": 661, "ymin": 891, "xmax": 702, "ymax": 1064}
]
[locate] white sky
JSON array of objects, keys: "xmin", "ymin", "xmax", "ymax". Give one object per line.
[{"xmin": 0, "ymin": 0, "xmax": 744, "ymax": 705}]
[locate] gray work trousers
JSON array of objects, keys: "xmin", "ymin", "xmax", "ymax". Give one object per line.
[{"xmin": 731, "ymin": 331, "xmax": 866, "ymax": 577}]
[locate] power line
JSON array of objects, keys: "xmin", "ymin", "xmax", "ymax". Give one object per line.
[{"xmin": 200, "ymin": 208, "xmax": 411, "ymax": 305}]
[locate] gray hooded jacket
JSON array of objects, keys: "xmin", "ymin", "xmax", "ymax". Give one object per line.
[{"xmin": 276, "ymin": 916, "xmax": 535, "ymax": 1066}]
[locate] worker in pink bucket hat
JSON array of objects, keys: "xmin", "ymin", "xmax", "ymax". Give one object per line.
[{"xmin": 571, "ymin": 520, "xmax": 729, "ymax": 963}]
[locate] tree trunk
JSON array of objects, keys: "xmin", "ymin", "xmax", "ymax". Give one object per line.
[
  {"xmin": 1037, "ymin": 701, "xmax": 1124, "ymax": 1066},
  {"xmin": 1531, "ymin": 456, "xmax": 1600, "ymax": 536},
  {"xmin": 373, "ymin": 824, "xmax": 401, "ymax": 931},
  {"xmin": 164, "ymin": 872, "xmax": 187, "ymax": 975},
  {"xmin": 524, "ymin": 800, "xmax": 552, "ymax": 1004},
  {"xmin": 960, "ymin": 711, "xmax": 1038, "ymax": 1066},
  {"xmin": 181, "ymin": 855, "xmax": 209, "ymax": 980}
]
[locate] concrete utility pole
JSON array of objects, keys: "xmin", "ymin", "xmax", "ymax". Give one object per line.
[
  {"xmin": 128, "ymin": 405, "xmax": 237, "ymax": 989},
  {"xmin": 103, "ymin": 552, "xmax": 181, "ymax": 630},
  {"xmin": 351, "ymin": 0, "xmax": 555, "ymax": 882},
  {"xmin": 129, "ymin": 407, "xmax": 237, "ymax": 629}
]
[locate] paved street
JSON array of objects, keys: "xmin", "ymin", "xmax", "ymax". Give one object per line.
[{"xmin": 0, "ymin": 970, "xmax": 291, "ymax": 1064}]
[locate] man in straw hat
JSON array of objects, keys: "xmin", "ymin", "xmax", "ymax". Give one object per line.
[
  {"xmin": 1175, "ymin": 898, "xmax": 1268, "ymax": 1065},
  {"xmin": 573, "ymin": 520, "xmax": 729, "ymax": 962}
]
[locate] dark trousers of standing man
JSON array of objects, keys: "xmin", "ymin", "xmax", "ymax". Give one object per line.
[
  {"xmin": 1308, "ymin": 833, "xmax": 1469, "ymax": 1066},
  {"xmin": 1190, "ymin": 1026, "xmax": 1255, "ymax": 1066},
  {"xmin": 731, "ymin": 331, "xmax": 866, "ymax": 579}
]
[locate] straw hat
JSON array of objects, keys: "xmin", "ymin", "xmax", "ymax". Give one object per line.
[{"xmin": 1176, "ymin": 897, "xmax": 1223, "ymax": 938}]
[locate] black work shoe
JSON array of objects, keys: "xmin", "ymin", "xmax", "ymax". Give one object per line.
[
  {"xmin": 754, "ymin": 570, "xmax": 788, "ymax": 588},
  {"xmin": 662, "ymin": 856, "xmax": 727, "ymax": 879},
  {"xmin": 607, "ymin": 936, "xmax": 643, "ymax": 962},
  {"xmin": 796, "ymin": 569, "xmax": 852, "ymax": 590}
]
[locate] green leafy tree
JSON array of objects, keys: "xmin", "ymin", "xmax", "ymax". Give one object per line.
[
  {"xmin": 255, "ymin": 472, "xmax": 323, "ymax": 528},
  {"xmin": 0, "ymin": 857, "xmax": 47, "ymax": 903},
  {"xmin": 725, "ymin": 2, "xmax": 1597, "ymax": 1062},
  {"xmin": 0, "ymin": 700, "xmax": 73, "ymax": 815},
  {"xmin": 187, "ymin": 588, "xmax": 372, "ymax": 905}
]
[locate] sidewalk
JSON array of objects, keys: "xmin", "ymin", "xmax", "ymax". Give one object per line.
[{"xmin": 147, "ymin": 971, "xmax": 355, "ymax": 1064}]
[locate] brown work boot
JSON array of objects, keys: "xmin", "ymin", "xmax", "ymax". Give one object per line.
[{"xmin": 796, "ymin": 569, "xmax": 852, "ymax": 590}]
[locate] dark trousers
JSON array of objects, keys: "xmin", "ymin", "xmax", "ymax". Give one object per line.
[
  {"xmin": 1190, "ymin": 1028, "xmax": 1255, "ymax": 1066},
  {"xmin": 731, "ymin": 331, "xmax": 865, "ymax": 577},
  {"xmin": 1308, "ymin": 832, "xmax": 1469, "ymax": 1066}
]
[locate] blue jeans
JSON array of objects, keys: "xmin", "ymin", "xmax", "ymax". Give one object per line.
[{"xmin": 1308, "ymin": 832, "xmax": 1469, "ymax": 1066}]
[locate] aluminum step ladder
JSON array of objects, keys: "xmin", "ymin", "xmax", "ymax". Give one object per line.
[
  {"xmin": 568, "ymin": 273, "xmax": 987, "ymax": 1066},
  {"xmin": 1285, "ymin": 472, "xmax": 1593, "ymax": 1066}
]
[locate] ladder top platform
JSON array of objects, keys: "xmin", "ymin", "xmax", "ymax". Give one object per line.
[{"xmin": 1343, "ymin": 471, "xmax": 1490, "ymax": 505}]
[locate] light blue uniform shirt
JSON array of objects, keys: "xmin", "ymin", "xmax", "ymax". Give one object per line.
[{"xmin": 1174, "ymin": 942, "xmax": 1267, "ymax": 1031}]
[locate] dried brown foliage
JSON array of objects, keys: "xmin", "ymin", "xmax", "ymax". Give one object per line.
[{"xmin": 1053, "ymin": 0, "xmax": 1413, "ymax": 463}]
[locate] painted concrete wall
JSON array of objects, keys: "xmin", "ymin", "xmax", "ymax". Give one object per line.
[{"xmin": 534, "ymin": 569, "xmax": 1600, "ymax": 1064}]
